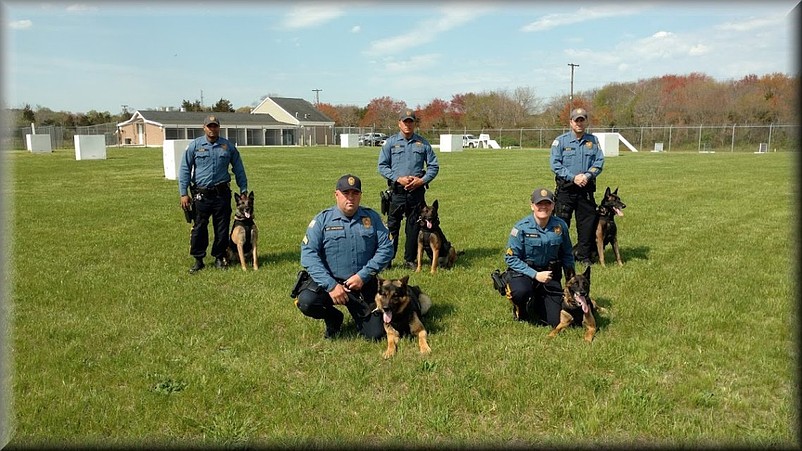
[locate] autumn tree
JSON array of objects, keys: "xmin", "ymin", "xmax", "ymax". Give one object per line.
[{"xmin": 359, "ymin": 97, "xmax": 407, "ymax": 130}]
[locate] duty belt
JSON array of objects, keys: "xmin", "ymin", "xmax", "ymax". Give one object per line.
[{"xmin": 196, "ymin": 182, "xmax": 230, "ymax": 197}]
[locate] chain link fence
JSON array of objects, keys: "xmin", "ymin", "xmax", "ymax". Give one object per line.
[{"xmin": 4, "ymin": 123, "xmax": 798, "ymax": 153}]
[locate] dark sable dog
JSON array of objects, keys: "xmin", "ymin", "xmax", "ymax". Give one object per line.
[
  {"xmin": 226, "ymin": 191, "xmax": 259, "ymax": 271},
  {"xmin": 547, "ymin": 266, "xmax": 607, "ymax": 342},
  {"xmin": 416, "ymin": 200, "xmax": 458, "ymax": 274},
  {"xmin": 595, "ymin": 187, "xmax": 626, "ymax": 267},
  {"xmin": 374, "ymin": 276, "xmax": 432, "ymax": 359}
]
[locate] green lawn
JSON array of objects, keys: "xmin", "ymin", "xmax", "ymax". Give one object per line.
[{"xmin": 3, "ymin": 146, "xmax": 797, "ymax": 448}]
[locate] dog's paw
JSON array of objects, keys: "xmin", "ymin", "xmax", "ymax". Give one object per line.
[
  {"xmin": 419, "ymin": 344, "xmax": 431, "ymax": 354},
  {"xmin": 383, "ymin": 350, "xmax": 396, "ymax": 359}
]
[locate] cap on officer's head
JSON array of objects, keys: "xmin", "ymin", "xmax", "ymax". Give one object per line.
[
  {"xmin": 336, "ymin": 174, "xmax": 362, "ymax": 192},
  {"xmin": 204, "ymin": 115, "xmax": 220, "ymax": 126},
  {"xmin": 531, "ymin": 187, "xmax": 554, "ymax": 204},
  {"xmin": 399, "ymin": 109, "xmax": 417, "ymax": 121},
  {"xmin": 570, "ymin": 108, "xmax": 588, "ymax": 121}
]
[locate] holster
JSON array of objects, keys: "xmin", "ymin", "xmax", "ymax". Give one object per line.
[
  {"xmin": 490, "ymin": 269, "xmax": 510, "ymax": 296},
  {"xmin": 290, "ymin": 270, "xmax": 311, "ymax": 299},
  {"xmin": 380, "ymin": 189, "xmax": 391, "ymax": 215},
  {"xmin": 183, "ymin": 184, "xmax": 196, "ymax": 224}
]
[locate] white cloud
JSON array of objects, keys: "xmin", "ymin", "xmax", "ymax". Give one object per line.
[
  {"xmin": 351, "ymin": 25, "xmax": 360, "ymax": 33},
  {"xmin": 66, "ymin": 4, "xmax": 98, "ymax": 13},
  {"xmin": 715, "ymin": 15, "xmax": 780, "ymax": 32},
  {"xmin": 384, "ymin": 53, "xmax": 440, "ymax": 73},
  {"xmin": 688, "ymin": 44, "xmax": 709, "ymax": 56},
  {"xmin": 365, "ymin": 6, "xmax": 493, "ymax": 56},
  {"xmin": 8, "ymin": 19, "xmax": 32, "ymax": 30},
  {"xmin": 520, "ymin": 5, "xmax": 648, "ymax": 32},
  {"xmin": 281, "ymin": 5, "xmax": 344, "ymax": 29}
]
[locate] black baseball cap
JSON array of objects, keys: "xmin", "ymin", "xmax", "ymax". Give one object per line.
[{"xmin": 336, "ymin": 174, "xmax": 362, "ymax": 192}]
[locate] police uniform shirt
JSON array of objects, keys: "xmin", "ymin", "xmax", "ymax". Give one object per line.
[
  {"xmin": 504, "ymin": 214, "xmax": 574, "ymax": 278},
  {"xmin": 301, "ymin": 206, "xmax": 393, "ymax": 291},
  {"xmin": 178, "ymin": 135, "xmax": 248, "ymax": 196},
  {"xmin": 549, "ymin": 131, "xmax": 604, "ymax": 184},
  {"xmin": 378, "ymin": 132, "xmax": 439, "ymax": 184}
]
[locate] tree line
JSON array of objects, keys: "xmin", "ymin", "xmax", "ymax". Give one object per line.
[{"xmin": 7, "ymin": 72, "xmax": 797, "ymax": 131}]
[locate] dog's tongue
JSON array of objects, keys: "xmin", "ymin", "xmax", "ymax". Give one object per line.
[
  {"xmin": 575, "ymin": 293, "xmax": 589, "ymax": 313},
  {"xmin": 245, "ymin": 212, "xmax": 252, "ymax": 219},
  {"xmin": 613, "ymin": 207, "xmax": 623, "ymax": 217},
  {"xmin": 383, "ymin": 311, "xmax": 393, "ymax": 323},
  {"xmin": 426, "ymin": 220, "xmax": 433, "ymax": 229}
]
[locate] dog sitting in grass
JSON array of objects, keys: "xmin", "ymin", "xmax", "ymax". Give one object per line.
[
  {"xmin": 547, "ymin": 266, "xmax": 607, "ymax": 342},
  {"xmin": 226, "ymin": 191, "xmax": 258, "ymax": 271},
  {"xmin": 374, "ymin": 276, "xmax": 432, "ymax": 359}
]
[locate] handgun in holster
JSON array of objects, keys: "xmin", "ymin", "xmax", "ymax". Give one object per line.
[
  {"xmin": 183, "ymin": 184, "xmax": 197, "ymax": 224},
  {"xmin": 290, "ymin": 270, "xmax": 311, "ymax": 299},
  {"xmin": 380, "ymin": 189, "xmax": 391, "ymax": 215},
  {"xmin": 490, "ymin": 269, "xmax": 509, "ymax": 296}
]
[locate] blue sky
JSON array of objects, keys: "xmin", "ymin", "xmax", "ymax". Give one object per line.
[{"xmin": 3, "ymin": 1, "xmax": 798, "ymax": 114}]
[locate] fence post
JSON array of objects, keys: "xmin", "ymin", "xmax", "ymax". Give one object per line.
[
  {"xmin": 731, "ymin": 123, "xmax": 736, "ymax": 152},
  {"xmin": 768, "ymin": 123, "xmax": 773, "ymax": 151},
  {"xmin": 668, "ymin": 125, "xmax": 672, "ymax": 152}
]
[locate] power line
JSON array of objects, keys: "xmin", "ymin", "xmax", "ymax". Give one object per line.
[
  {"xmin": 312, "ymin": 89, "xmax": 323, "ymax": 105},
  {"xmin": 568, "ymin": 63, "xmax": 579, "ymax": 109}
]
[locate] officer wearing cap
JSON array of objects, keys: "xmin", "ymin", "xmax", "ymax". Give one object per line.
[
  {"xmin": 549, "ymin": 107, "xmax": 605, "ymax": 265},
  {"xmin": 502, "ymin": 187, "xmax": 575, "ymax": 325},
  {"xmin": 378, "ymin": 108, "xmax": 440, "ymax": 269},
  {"xmin": 179, "ymin": 115, "xmax": 249, "ymax": 273},
  {"xmin": 296, "ymin": 174, "xmax": 394, "ymax": 339}
]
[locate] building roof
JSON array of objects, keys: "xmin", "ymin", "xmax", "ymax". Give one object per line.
[
  {"xmin": 117, "ymin": 110, "xmax": 285, "ymax": 128},
  {"xmin": 268, "ymin": 97, "xmax": 333, "ymax": 122}
]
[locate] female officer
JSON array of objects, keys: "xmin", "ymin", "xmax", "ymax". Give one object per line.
[{"xmin": 504, "ymin": 187, "xmax": 575, "ymax": 325}]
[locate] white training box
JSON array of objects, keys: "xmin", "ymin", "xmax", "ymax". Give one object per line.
[
  {"xmin": 74, "ymin": 135, "xmax": 107, "ymax": 160},
  {"xmin": 163, "ymin": 139, "xmax": 193, "ymax": 180},
  {"xmin": 340, "ymin": 134, "xmax": 360, "ymax": 148},
  {"xmin": 439, "ymin": 134, "xmax": 463, "ymax": 152},
  {"xmin": 26, "ymin": 134, "xmax": 52, "ymax": 153},
  {"xmin": 592, "ymin": 133, "xmax": 620, "ymax": 157}
]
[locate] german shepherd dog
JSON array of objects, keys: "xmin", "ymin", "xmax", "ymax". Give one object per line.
[
  {"xmin": 416, "ymin": 200, "xmax": 458, "ymax": 274},
  {"xmin": 374, "ymin": 276, "xmax": 432, "ymax": 359},
  {"xmin": 547, "ymin": 266, "xmax": 607, "ymax": 342},
  {"xmin": 226, "ymin": 191, "xmax": 259, "ymax": 271},
  {"xmin": 595, "ymin": 187, "xmax": 626, "ymax": 267}
]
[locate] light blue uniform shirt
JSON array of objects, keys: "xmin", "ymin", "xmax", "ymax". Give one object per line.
[
  {"xmin": 549, "ymin": 131, "xmax": 604, "ymax": 184},
  {"xmin": 301, "ymin": 206, "xmax": 393, "ymax": 292},
  {"xmin": 178, "ymin": 135, "xmax": 248, "ymax": 196},
  {"xmin": 378, "ymin": 132, "xmax": 439, "ymax": 184},
  {"xmin": 505, "ymin": 214, "xmax": 574, "ymax": 278}
]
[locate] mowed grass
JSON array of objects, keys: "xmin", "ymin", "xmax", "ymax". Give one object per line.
[{"xmin": 4, "ymin": 146, "xmax": 797, "ymax": 448}]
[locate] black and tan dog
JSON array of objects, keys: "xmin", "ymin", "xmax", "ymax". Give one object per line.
[
  {"xmin": 416, "ymin": 200, "xmax": 458, "ymax": 274},
  {"xmin": 595, "ymin": 187, "xmax": 626, "ymax": 267},
  {"xmin": 374, "ymin": 276, "xmax": 432, "ymax": 359},
  {"xmin": 548, "ymin": 266, "xmax": 607, "ymax": 342},
  {"xmin": 226, "ymin": 191, "xmax": 259, "ymax": 271}
]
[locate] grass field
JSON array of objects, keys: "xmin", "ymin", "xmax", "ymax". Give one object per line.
[{"xmin": 3, "ymin": 146, "xmax": 797, "ymax": 448}]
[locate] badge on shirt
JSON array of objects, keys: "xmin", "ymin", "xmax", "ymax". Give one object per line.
[
  {"xmin": 222, "ymin": 144, "xmax": 229, "ymax": 151},
  {"xmin": 415, "ymin": 142, "xmax": 422, "ymax": 147},
  {"xmin": 585, "ymin": 142, "xmax": 593, "ymax": 148},
  {"xmin": 510, "ymin": 227, "xmax": 519, "ymax": 237},
  {"xmin": 362, "ymin": 217, "xmax": 372, "ymax": 228},
  {"xmin": 554, "ymin": 225, "xmax": 562, "ymax": 236}
]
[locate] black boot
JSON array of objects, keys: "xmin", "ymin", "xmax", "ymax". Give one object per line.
[
  {"xmin": 323, "ymin": 309, "xmax": 344, "ymax": 339},
  {"xmin": 189, "ymin": 258, "xmax": 205, "ymax": 274}
]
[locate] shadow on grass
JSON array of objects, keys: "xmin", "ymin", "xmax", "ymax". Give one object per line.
[
  {"xmin": 450, "ymin": 246, "xmax": 503, "ymax": 267},
  {"xmin": 618, "ymin": 245, "xmax": 650, "ymax": 263},
  {"xmin": 257, "ymin": 249, "xmax": 300, "ymax": 266}
]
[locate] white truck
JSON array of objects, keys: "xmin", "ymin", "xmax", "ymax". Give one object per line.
[{"xmin": 462, "ymin": 134, "xmax": 480, "ymax": 148}]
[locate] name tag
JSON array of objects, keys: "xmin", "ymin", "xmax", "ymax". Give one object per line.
[{"xmin": 324, "ymin": 226, "xmax": 344, "ymax": 231}]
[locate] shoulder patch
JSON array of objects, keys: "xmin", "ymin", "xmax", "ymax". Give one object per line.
[
  {"xmin": 505, "ymin": 248, "xmax": 514, "ymax": 256},
  {"xmin": 590, "ymin": 167, "xmax": 599, "ymax": 173},
  {"xmin": 308, "ymin": 219, "xmax": 316, "ymax": 228},
  {"xmin": 510, "ymin": 227, "xmax": 519, "ymax": 237},
  {"xmin": 551, "ymin": 139, "xmax": 559, "ymax": 147}
]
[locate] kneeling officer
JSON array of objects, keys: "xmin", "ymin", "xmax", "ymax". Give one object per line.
[
  {"xmin": 294, "ymin": 174, "xmax": 394, "ymax": 339},
  {"xmin": 502, "ymin": 187, "xmax": 575, "ymax": 326}
]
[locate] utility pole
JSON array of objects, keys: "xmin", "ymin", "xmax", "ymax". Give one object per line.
[
  {"xmin": 312, "ymin": 89, "xmax": 322, "ymax": 105},
  {"xmin": 568, "ymin": 63, "xmax": 579, "ymax": 109}
]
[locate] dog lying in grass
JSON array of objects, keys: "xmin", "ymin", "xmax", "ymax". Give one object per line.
[{"xmin": 374, "ymin": 276, "xmax": 432, "ymax": 359}]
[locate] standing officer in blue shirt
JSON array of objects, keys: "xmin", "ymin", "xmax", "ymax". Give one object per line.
[
  {"xmin": 378, "ymin": 109, "xmax": 439, "ymax": 269},
  {"xmin": 295, "ymin": 174, "xmax": 394, "ymax": 340},
  {"xmin": 549, "ymin": 107, "xmax": 604, "ymax": 265},
  {"xmin": 179, "ymin": 115, "xmax": 249, "ymax": 273},
  {"xmin": 504, "ymin": 188, "xmax": 575, "ymax": 325}
]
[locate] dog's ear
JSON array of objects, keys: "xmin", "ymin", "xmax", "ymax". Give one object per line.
[
  {"xmin": 605, "ymin": 187, "xmax": 611, "ymax": 196},
  {"xmin": 583, "ymin": 265, "xmax": 591, "ymax": 280},
  {"xmin": 432, "ymin": 199, "xmax": 439, "ymax": 211},
  {"xmin": 249, "ymin": 191, "xmax": 254, "ymax": 199},
  {"xmin": 564, "ymin": 266, "xmax": 576, "ymax": 281},
  {"xmin": 233, "ymin": 192, "xmax": 240, "ymax": 201},
  {"xmin": 400, "ymin": 275, "xmax": 409, "ymax": 286},
  {"xmin": 613, "ymin": 187, "xmax": 618, "ymax": 195}
]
